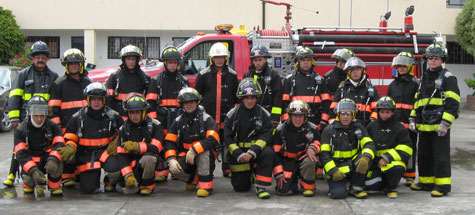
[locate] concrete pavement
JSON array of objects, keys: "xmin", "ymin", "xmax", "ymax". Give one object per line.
[{"xmin": 1, "ymin": 110, "xmax": 475, "ymax": 215}]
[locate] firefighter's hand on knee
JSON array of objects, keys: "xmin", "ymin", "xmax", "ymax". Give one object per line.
[
  {"xmin": 331, "ymin": 170, "xmax": 345, "ymax": 182},
  {"xmin": 239, "ymin": 152, "xmax": 253, "ymax": 163},
  {"xmin": 106, "ymin": 138, "xmax": 118, "ymax": 156},
  {"xmin": 307, "ymin": 148, "xmax": 319, "ymax": 163},
  {"xmin": 378, "ymin": 158, "xmax": 387, "ymax": 168},
  {"xmin": 30, "ymin": 168, "xmax": 46, "ymax": 185},
  {"xmin": 355, "ymin": 156, "xmax": 370, "ymax": 174},
  {"xmin": 57, "ymin": 145, "xmax": 76, "ymax": 163},
  {"xmin": 185, "ymin": 149, "xmax": 196, "ymax": 165},
  {"xmin": 437, "ymin": 121, "xmax": 450, "ymax": 137},
  {"xmin": 45, "ymin": 158, "xmax": 59, "ymax": 174},
  {"xmin": 168, "ymin": 159, "xmax": 183, "ymax": 175},
  {"xmin": 409, "ymin": 118, "xmax": 417, "ymax": 132},
  {"xmin": 276, "ymin": 176, "xmax": 287, "ymax": 190},
  {"xmin": 123, "ymin": 141, "xmax": 139, "ymax": 153}
]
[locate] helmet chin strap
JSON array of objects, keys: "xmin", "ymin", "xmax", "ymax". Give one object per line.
[{"xmin": 30, "ymin": 115, "xmax": 45, "ymax": 128}]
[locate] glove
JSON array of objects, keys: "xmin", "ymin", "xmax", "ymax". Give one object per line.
[
  {"xmin": 409, "ymin": 118, "xmax": 417, "ymax": 132},
  {"xmin": 30, "ymin": 168, "xmax": 46, "ymax": 185},
  {"xmin": 355, "ymin": 156, "xmax": 371, "ymax": 174},
  {"xmin": 123, "ymin": 141, "xmax": 139, "ymax": 153},
  {"xmin": 185, "ymin": 149, "xmax": 197, "ymax": 165},
  {"xmin": 437, "ymin": 121, "xmax": 450, "ymax": 137},
  {"xmin": 125, "ymin": 174, "xmax": 138, "ymax": 188},
  {"xmin": 139, "ymin": 155, "xmax": 157, "ymax": 179},
  {"xmin": 106, "ymin": 138, "xmax": 118, "ymax": 156},
  {"xmin": 57, "ymin": 145, "xmax": 77, "ymax": 163},
  {"xmin": 168, "ymin": 159, "xmax": 183, "ymax": 175},
  {"xmin": 45, "ymin": 158, "xmax": 59, "ymax": 175},
  {"xmin": 331, "ymin": 170, "xmax": 345, "ymax": 182}
]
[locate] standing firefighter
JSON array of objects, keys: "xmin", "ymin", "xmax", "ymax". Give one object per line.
[
  {"xmin": 324, "ymin": 48, "xmax": 355, "ymax": 98},
  {"xmin": 409, "ymin": 44, "xmax": 460, "ymax": 197},
  {"xmin": 365, "ymin": 97, "xmax": 413, "ymax": 198},
  {"xmin": 273, "ymin": 100, "xmax": 321, "ymax": 197},
  {"xmin": 195, "ymin": 42, "xmax": 239, "ymax": 178},
  {"xmin": 146, "ymin": 46, "xmax": 189, "ymax": 182},
  {"xmin": 224, "ymin": 78, "xmax": 274, "ymax": 199},
  {"xmin": 49, "ymin": 48, "xmax": 92, "ymax": 187},
  {"xmin": 15, "ymin": 96, "xmax": 65, "ymax": 196},
  {"xmin": 244, "ymin": 45, "xmax": 283, "ymax": 127},
  {"xmin": 117, "ymin": 93, "xmax": 164, "ymax": 195},
  {"xmin": 387, "ymin": 52, "xmax": 419, "ymax": 186},
  {"xmin": 282, "ymin": 47, "xmax": 330, "ymax": 131},
  {"xmin": 330, "ymin": 57, "xmax": 380, "ymax": 126},
  {"xmin": 4, "ymin": 41, "xmax": 59, "ymax": 187},
  {"xmin": 320, "ymin": 99, "xmax": 375, "ymax": 199},
  {"xmin": 60, "ymin": 82, "xmax": 123, "ymax": 194},
  {"xmin": 164, "ymin": 88, "xmax": 219, "ymax": 197},
  {"xmin": 106, "ymin": 45, "xmax": 150, "ymax": 119}
]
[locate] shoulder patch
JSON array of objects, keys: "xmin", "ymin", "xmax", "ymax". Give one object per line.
[
  {"xmin": 175, "ymin": 115, "xmax": 183, "ymax": 122},
  {"xmin": 444, "ymin": 71, "xmax": 454, "ymax": 78},
  {"xmin": 54, "ymin": 75, "xmax": 68, "ymax": 85},
  {"xmin": 276, "ymin": 123, "xmax": 284, "ymax": 132},
  {"xmin": 285, "ymin": 73, "xmax": 292, "ymax": 79},
  {"xmin": 151, "ymin": 118, "xmax": 161, "ymax": 126},
  {"xmin": 199, "ymin": 67, "xmax": 211, "ymax": 75},
  {"xmin": 307, "ymin": 122, "xmax": 318, "ymax": 130},
  {"xmin": 202, "ymin": 112, "xmax": 211, "ymax": 121},
  {"xmin": 226, "ymin": 106, "xmax": 238, "ymax": 118},
  {"xmin": 228, "ymin": 68, "xmax": 237, "ymax": 75}
]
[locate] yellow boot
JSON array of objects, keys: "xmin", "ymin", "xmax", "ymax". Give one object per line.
[
  {"xmin": 51, "ymin": 188, "xmax": 64, "ymax": 196},
  {"xmin": 302, "ymin": 190, "xmax": 315, "ymax": 197},
  {"xmin": 3, "ymin": 173, "xmax": 15, "ymax": 187},
  {"xmin": 431, "ymin": 190, "xmax": 447, "ymax": 197},
  {"xmin": 125, "ymin": 174, "xmax": 139, "ymax": 188},
  {"xmin": 197, "ymin": 189, "xmax": 210, "ymax": 197},
  {"xmin": 349, "ymin": 189, "xmax": 368, "ymax": 199},
  {"xmin": 140, "ymin": 188, "xmax": 153, "ymax": 196}
]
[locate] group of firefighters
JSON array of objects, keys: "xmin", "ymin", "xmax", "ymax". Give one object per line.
[{"xmin": 2, "ymin": 39, "xmax": 459, "ymax": 200}]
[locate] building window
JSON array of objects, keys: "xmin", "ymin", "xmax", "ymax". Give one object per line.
[
  {"xmin": 446, "ymin": 41, "xmax": 475, "ymax": 64},
  {"xmin": 173, "ymin": 37, "xmax": 189, "ymax": 47},
  {"xmin": 71, "ymin": 37, "xmax": 84, "ymax": 53},
  {"xmin": 108, "ymin": 37, "xmax": 160, "ymax": 59},
  {"xmin": 447, "ymin": 0, "xmax": 466, "ymax": 8},
  {"xmin": 25, "ymin": 36, "xmax": 60, "ymax": 58}
]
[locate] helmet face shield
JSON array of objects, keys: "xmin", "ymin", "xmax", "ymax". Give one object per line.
[
  {"xmin": 332, "ymin": 49, "xmax": 355, "ymax": 61},
  {"xmin": 28, "ymin": 105, "xmax": 49, "ymax": 116}
]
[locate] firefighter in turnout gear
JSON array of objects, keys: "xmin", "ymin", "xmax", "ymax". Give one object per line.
[
  {"xmin": 14, "ymin": 96, "xmax": 65, "ymax": 196},
  {"xmin": 224, "ymin": 78, "xmax": 274, "ymax": 199},
  {"xmin": 106, "ymin": 45, "xmax": 150, "ymax": 118},
  {"xmin": 244, "ymin": 45, "xmax": 283, "ymax": 127},
  {"xmin": 320, "ymin": 99, "xmax": 375, "ymax": 199},
  {"xmin": 60, "ymin": 82, "xmax": 123, "ymax": 194},
  {"xmin": 409, "ymin": 44, "xmax": 460, "ymax": 197},
  {"xmin": 146, "ymin": 46, "xmax": 189, "ymax": 182},
  {"xmin": 324, "ymin": 48, "xmax": 355, "ymax": 99},
  {"xmin": 365, "ymin": 97, "xmax": 413, "ymax": 198},
  {"xmin": 4, "ymin": 40, "xmax": 59, "ymax": 187},
  {"xmin": 273, "ymin": 100, "xmax": 321, "ymax": 197},
  {"xmin": 195, "ymin": 42, "xmax": 239, "ymax": 178},
  {"xmin": 282, "ymin": 47, "xmax": 331, "ymax": 131},
  {"xmin": 330, "ymin": 57, "xmax": 380, "ymax": 126},
  {"xmin": 117, "ymin": 93, "xmax": 165, "ymax": 195},
  {"xmin": 164, "ymin": 88, "xmax": 219, "ymax": 197},
  {"xmin": 387, "ymin": 52, "xmax": 419, "ymax": 186},
  {"xmin": 49, "ymin": 48, "xmax": 92, "ymax": 188}
]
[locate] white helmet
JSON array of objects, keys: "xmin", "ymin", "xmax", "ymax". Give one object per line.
[{"xmin": 209, "ymin": 43, "xmax": 229, "ymax": 58}]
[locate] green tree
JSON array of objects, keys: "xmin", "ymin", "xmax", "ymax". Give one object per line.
[
  {"xmin": 455, "ymin": 0, "xmax": 475, "ymax": 56},
  {"xmin": 0, "ymin": 6, "xmax": 26, "ymax": 65}
]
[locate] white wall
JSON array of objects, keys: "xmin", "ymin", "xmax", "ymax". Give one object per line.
[{"xmin": 446, "ymin": 64, "xmax": 475, "ymax": 104}]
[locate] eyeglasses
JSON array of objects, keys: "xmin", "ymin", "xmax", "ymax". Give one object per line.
[
  {"xmin": 427, "ymin": 56, "xmax": 441, "ymax": 60},
  {"xmin": 339, "ymin": 111, "xmax": 353, "ymax": 116}
]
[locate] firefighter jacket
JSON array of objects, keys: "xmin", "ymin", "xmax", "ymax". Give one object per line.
[
  {"xmin": 244, "ymin": 63, "xmax": 283, "ymax": 123},
  {"xmin": 14, "ymin": 119, "xmax": 64, "ymax": 175},
  {"xmin": 8, "ymin": 66, "xmax": 59, "ymax": 121},
  {"xmin": 64, "ymin": 106, "xmax": 123, "ymax": 173},
  {"xmin": 223, "ymin": 104, "xmax": 273, "ymax": 161},
  {"xmin": 117, "ymin": 117, "xmax": 165, "ymax": 176},
  {"xmin": 48, "ymin": 73, "xmax": 92, "ymax": 130},
  {"xmin": 282, "ymin": 68, "xmax": 331, "ymax": 126},
  {"xmin": 146, "ymin": 69, "xmax": 189, "ymax": 130},
  {"xmin": 366, "ymin": 116, "xmax": 413, "ymax": 172},
  {"xmin": 386, "ymin": 74, "xmax": 419, "ymax": 128},
  {"xmin": 106, "ymin": 66, "xmax": 150, "ymax": 116},
  {"xmin": 410, "ymin": 67, "xmax": 460, "ymax": 132},
  {"xmin": 195, "ymin": 65, "xmax": 239, "ymax": 128},
  {"xmin": 324, "ymin": 66, "xmax": 347, "ymax": 100},
  {"xmin": 164, "ymin": 107, "xmax": 219, "ymax": 161},
  {"xmin": 272, "ymin": 120, "xmax": 321, "ymax": 177},
  {"xmin": 330, "ymin": 74, "xmax": 380, "ymax": 125},
  {"xmin": 319, "ymin": 121, "xmax": 375, "ymax": 176}
]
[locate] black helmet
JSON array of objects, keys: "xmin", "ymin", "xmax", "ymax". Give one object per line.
[
  {"xmin": 331, "ymin": 48, "xmax": 355, "ymax": 61},
  {"xmin": 28, "ymin": 41, "xmax": 49, "ymax": 59},
  {"xmin": 84, "ymin": 82, "xmax": 107, "ymax": 97},
  {"xmin": 250, "ymin": 45, "xmax": 271, "ymax": 59},
  {"xmin": 294, "ymin": 47, "xmax": 316, "ymax": 63},
  {"xmin": 236, "ymin": 77, "xmax": 262, "ymax": 98},
  {"xmin": 375, "ymin": 96, "xmax": 396, "ymax": 110},
  {"xmin": 160, "ymin": 46, "xmax": 181, "ymax": 61},
  {"xmin": 61, "ymin": 48, "xmax": 85, "ymax": 66},
  {"xmin": 286, "ymin": 100, "xmax": 310, "ymax": 117},
  {"xmin": 424, "ymin": 43, "xmax": 447, "ymax": 61},
  {"xmin": 27, "ymin": 96, "xmax": 49, "ymax": 116},
  {"xmin": 177, "ymin": 87, "xmax": 201, "ymax": 104},
  {"xmin": 120, "ymin": 45, "xmax": 142, "ymax": 59}
]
